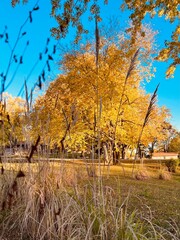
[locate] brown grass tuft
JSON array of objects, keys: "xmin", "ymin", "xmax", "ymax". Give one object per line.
[
  {"xmin": 135, "ymin": 168, "xmax": 150, "ymax": 180},
  {"xmin": 159, "ymin": 169, "xmax": 172, "ymax": 180}
]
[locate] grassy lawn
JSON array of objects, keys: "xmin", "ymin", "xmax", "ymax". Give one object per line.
[
  {"xmin": 100, "ymin": 162, "xmax": 180, "ymax": 228},
  {"xmin": 0, "ymin": 160, "xmax": 180, "ymax": 239}
]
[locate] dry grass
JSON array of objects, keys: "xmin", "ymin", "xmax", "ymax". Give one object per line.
[
  {"xmin": 0, "ymin": 160, "xmax": 180, "ymax": 239},
  {"xmin": 134, "ymin": 167, "xmax": 150, "ymax": 180},
  {"xmin": 159, "ymin": 169, "xmax": 172, "ymax": 180}
]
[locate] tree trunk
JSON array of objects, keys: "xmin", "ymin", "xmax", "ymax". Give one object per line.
[
  {"xmin": 60, "ymin": 139, "xmax": 65, "ymax": 153},
  {"xmin": 103, "ymin": 143, "xmax": 109, "ymax": 164}
]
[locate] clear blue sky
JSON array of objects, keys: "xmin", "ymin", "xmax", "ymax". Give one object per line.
[{"xmin": 0, "ymin": 0, "xmax": 179, "ymax": 130}]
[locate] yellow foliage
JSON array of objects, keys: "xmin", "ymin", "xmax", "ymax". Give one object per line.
[
  {"xmin": 33, "ymin": 35, "xmax": 170, "ymax": 151},
  {"xmin": 166, "ymin": 65, "xmax": 176, "ymax": 78}
]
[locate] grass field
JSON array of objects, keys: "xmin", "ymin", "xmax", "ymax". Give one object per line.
[{"xmin": 0, "ymin": 159, "xmax": 180, "ymax": 239}]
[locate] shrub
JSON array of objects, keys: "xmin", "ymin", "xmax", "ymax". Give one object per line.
[
  {"xmin": 164, "ymin": 159, "xmax": 179, "ymax": 173},
  {"xmin": 135, "ymin": 168, "xmax": 149, "ymax": 180},
  {"xmin": 159, "ymin": 169, "xmax": 172, "ymax": 180}
]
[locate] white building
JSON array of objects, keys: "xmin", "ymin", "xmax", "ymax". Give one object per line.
[{"xmin": 152, "ymin": 152, "xmax": 179, "ymax": 160}]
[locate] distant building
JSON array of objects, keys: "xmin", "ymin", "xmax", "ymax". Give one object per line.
[{"xmin": 152, "ymin": 152, "xmax": 179, "ymax": 160}]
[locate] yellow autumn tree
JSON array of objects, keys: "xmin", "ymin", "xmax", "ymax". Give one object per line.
[
  {"xmin": 32, "ymin": 25, "xmax": 170, "ymax": 162},
  {"xmin": 0, "ymin": 93, "xmax": 26, "ymax": 151}
]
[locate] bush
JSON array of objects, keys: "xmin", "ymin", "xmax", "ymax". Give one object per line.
[
  {"xmin": 159, "ymin": 169, "xmax": 171, "ymax": 180},
  {"xmin": 164, "ymin": 159, "xmax": 179, "ymax": 173},
  {"xmin": 135, "ymin": 168, "xmax": 149, "ymax": 180}
]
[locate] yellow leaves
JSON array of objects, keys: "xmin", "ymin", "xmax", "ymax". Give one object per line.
[
  {"xmin": 64, "ymin": 2, "xmax": 71, "ymax": 12},
  {"xmin": 172, "ymin": 25, "xmax": 180, "ymax": 41},
  {"xmin": 150, "ymin": 9, "xmax": 156, "ymax": 18},
  {"xmin": 34, "ymin": 32, "xmax": 170, "ymax": 151},
  {"xmin": 121, "ymin": 3, "xmax": 126, "ymax": 11},
  {"xmin": 141, "ymin": 31, "xmax": 145, "ymax": 37},
  {"xmin": 156, "ymin": 48, "xmax": 170, "ymax": 61},
  {"xmin": 166, "ymin": 64, "xmax": 176, "ymax": 78},
  {"xmin": 123, "ymin": 0, "xmax": 179, "ymax": 76},
  {"xmin": 158, "ymin": 9, "xmax": 164, "ymax": 17},
  {"xmin": 156, "ymin": 37, "xmax": 179, "ymax": 77},
  {"xmin": 2, "ymin": 93, "xmax": 26, "ymax": 115},
  {"xmin": 176, "ymin": 25, "xmax": 180, "ymax": 35}
]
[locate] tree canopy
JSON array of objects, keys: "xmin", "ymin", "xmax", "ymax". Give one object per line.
[
  {"xmin": 32, "ymin": 28, "xmax": 170, "ymax": 160},
  {"xmin": 0, "ymin": 93, "xmax": 26, "ymax": 148},
  {"xmin": 168, "ymin": 132, "xmax": 180, "ymax": 153}
]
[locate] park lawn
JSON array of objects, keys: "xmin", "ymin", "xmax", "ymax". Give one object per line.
[
  {"xmin": 96, "ymin": 163, "xmax": 180, "ymax": 228},
  {"xmin": 106, "ymin": 173, "xmax": 180, "ymax": 227},
  {"xmin": 0, "ymin": 160, "xmax": 180, "ymax": 236}
]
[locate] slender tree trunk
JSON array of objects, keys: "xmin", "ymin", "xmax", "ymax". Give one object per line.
[
  {"xmin": 60, "ymin": 123, "xmax": 70, "ymax": 154},
  {"xmin": 103, "ymin": 143, "xmax": 109, "ymax": 164},
  {"xmin": 121, "ymin": 144, "xmax": 127, "ymax": 160}
]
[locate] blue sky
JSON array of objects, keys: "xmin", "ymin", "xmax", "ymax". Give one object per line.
[{"xmin": 0, "ymin": 0, "xmax": 179, "ymax": 130}]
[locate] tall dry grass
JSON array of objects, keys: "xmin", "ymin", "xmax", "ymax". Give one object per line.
[{"xmin": 0, "ymin": 161, "xmax": 179, "ymax": 240}]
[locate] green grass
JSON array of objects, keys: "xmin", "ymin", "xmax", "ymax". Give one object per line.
[{"xmin": 99, "ymin": 163, "xmax": 180, "ymax": 224}]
